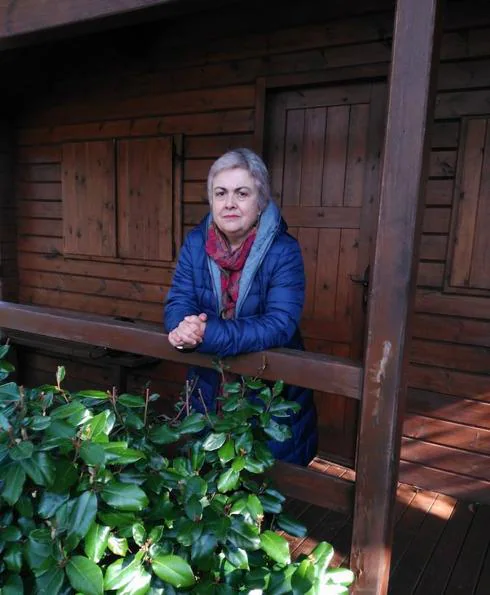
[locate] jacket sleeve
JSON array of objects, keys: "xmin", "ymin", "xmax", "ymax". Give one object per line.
[
  {"xmin": 163, "ymin": 235, "xmax": 202, "ymax": 333},
  {"xmin": 197, "ymin": 239, "xmax": 305, "ymax": 358}
]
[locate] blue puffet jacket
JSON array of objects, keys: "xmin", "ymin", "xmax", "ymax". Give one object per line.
[{"xmin": 164, "ymin": 201, "xmax": 318, "ymax": 466}]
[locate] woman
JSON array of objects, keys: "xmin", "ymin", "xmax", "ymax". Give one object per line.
[{"xmin": 164, "ymin": 148, "xmax": 317, "ymax": 466}]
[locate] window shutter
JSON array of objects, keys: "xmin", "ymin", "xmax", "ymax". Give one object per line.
[
  {"xmin": 449, "ymin": 117, "xmax": 490, "ymax": 291},
  {"xmin": 117, "ymin": 137, "xmax": 174, "ymax": 261},
  {"xmin": 62, "ymin": 141, "xmax": 116, "ymax": 257}
]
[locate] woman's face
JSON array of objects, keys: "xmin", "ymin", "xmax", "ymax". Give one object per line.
[{"xmin": 211, "ymin": 167, "xmax": 261, "ymax": 248}]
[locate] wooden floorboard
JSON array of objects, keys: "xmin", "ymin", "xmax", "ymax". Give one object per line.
[{"xmin": 285, "ymin": 457, "xmax": 490, "ymax": 594}]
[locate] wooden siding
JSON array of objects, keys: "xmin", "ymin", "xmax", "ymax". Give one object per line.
[
  {"xmin": 10, "ymin": 0, "xmax": 490, "ymax": 502},
  {"xmin": 0, "ymin": 119, "xmax": 18, "ymax": 302}
]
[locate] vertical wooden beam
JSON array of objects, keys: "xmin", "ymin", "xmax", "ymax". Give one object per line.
[
  {"xmin": 350, "ymin": 1, "xmax": 443, "ymax": 593},
  {"xmin": 0, "ymin": 116, "xmax": 18, "ymax": 304}
]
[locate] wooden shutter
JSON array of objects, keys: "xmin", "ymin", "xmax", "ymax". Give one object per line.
[
  {"xmin": 117, "ymin": 137, "xmax": 174, "ymax": 261},
  {"xmin": 62, "ymin": 141, "xmax": 116, "ymax": 257},
  {"xmin": 448, "ymin": 117, "xmax": 490, "ymax": 292}
]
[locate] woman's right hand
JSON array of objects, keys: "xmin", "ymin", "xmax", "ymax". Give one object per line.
[{"xmin": 168, "ymin": 313, "xmax": 207, "ymax": 349}]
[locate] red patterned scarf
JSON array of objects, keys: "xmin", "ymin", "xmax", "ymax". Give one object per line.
[{"xmin": 205, "ymin": 223, "xmax": 257, "ymax": 319}]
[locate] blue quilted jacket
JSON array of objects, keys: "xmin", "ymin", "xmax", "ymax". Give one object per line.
[{"xmin": 164, "ymin": 201, "xmax": 318, "ymax": 466}]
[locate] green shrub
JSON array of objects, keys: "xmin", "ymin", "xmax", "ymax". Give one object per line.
[{"xmin": 0, "ymin": 343, "xmax": 354, "ymax": 594}]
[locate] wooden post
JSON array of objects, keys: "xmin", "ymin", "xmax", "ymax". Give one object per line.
[{"xmin": 350, "ymin": 0, "xmax": 443, "ymax": 593}]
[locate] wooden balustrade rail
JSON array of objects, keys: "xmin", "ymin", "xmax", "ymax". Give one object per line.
[{"xmin": 0, "ymin": 301, "xmax": 362, "ymax": 399}]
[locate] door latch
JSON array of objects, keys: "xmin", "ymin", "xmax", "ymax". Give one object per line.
[{"xmin": 349, "ymin": 265, "xmax": 370, "ymax": 312}]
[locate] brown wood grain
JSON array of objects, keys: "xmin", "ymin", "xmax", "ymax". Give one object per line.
[
  {"xmin": 0, "ymin": 301, "xmax": 363, "ymax": 399},
  {"xmin": 403, "ymin": 413, "xmax": 490, "ymax": 454},
  {"xmin": 117, "ymin": 137, "xmax": 174, "ymax": 261},
  {"xmin": 351, "ymin": 0, "xmax": 443, "ymax": 591},
  {"xmin": 62, "ymin": 140, "xmax": 117, "ymax": 257},
  {"xmin": 409, "ymin": 366, "xmax": 490, "ymax": 402},
  {"xmin": 449, "ymin": 117, "xmax": 487, "ymax": 288}
]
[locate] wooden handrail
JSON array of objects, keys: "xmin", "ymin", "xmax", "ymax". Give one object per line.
[{"xmin": 0, "ymin": 301, "xmax": 362, "ymax": 399}]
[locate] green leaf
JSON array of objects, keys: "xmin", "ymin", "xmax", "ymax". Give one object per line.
[
  {"xmin": 114, "ymin": 565, "xmax": 152, "ymax": 595},
  {"xmin": 235, "ymin": 430, "xmax": 253, "ymax": 454},
  {"xmin": 103, "ymin": 443, "xmax": 146, "ymax": 464},
  {"xmin": 108, "ymin": 535, "xmax": 129, "ymax": 556},
  {"xmin": 264, "ymin": 419, "xmax": 291, "ymax": 442},
  {"xmin": 101, "ymin": 482, "xmax": 149, "ymax": 511},
  {"xmin": 0, "ymin": 381, "xmax": 20, "ymax": 402},
  {"xmin": 218, "ymin": 439, "xmax": 235, "ymax": 463},
  {"xmin": 260, "ymin": 530, "xmax": 291, "ymax": 565},
  {"xmin": 1, "ymin": 464, "xmax": 26, "ymax": 505},
  {"xmin": 51, "ymin": 400, "xmax": 86, "ymax": 421},
  {"xmin": 228, "ymin": 517, "xmax": 260, "ymax": 551},
  {"xmin": 291, "ymin": 559, "xmax": 315, "ymax": 594},
  {"xmin": 56, "ymin": 365, "xmax": 66, "ymax": 386},
  {"xmin": 202, "ymin": 432, "xmax": 227, "ymax": 451},
  {"xmin": 151, "ymin": 554, "xmax": 196, "ymax": 589},
  {"xmin": 325, "ymin": 567, "xmax": 355, "ymax": 586},
  {"xmin": 269, "ymin": 400, "xmax": 301, "ymax": 416},
  {"xmin": 38, "ymin": 492, "xmax": 69, "ymax": 519},
  {"xmin": 15, "ymin": 494, "xmax": 34, "ymax": 518},
  {"xmin": 184, "ymin": 476, "xmax": 208, "ymax": 499},
  {"xmin": 149, "ymin": 425, "xmax": 181, "ymax": 445},
  {"xmin": 132, "ymin": 523, "xmax": 147, "ymax": 546},
  {"xmin": 221, "ymin": 394, "xmax": 240, "ymax": 412},
  {"xmin": 0, "ymin": 343, "xmax": 10, "ymax": 358},
  {"xmin": 84, "ymin": 522, "xmax": 111, "ymax": 563},
  {"xmin": 66, "ymin": 555, "xmax": 104, "ymax": 595},
  {"xmin": 76, "ymin": 389, "xmax": 109, "ymax": 400},
  {"xmin": 2, "ymin": 574, "xmax": 24, "ymax": 595},
  {"xmin": 272, "ymin": 379, "xmax": 285, "ymax": 396},
  {"xmin": 3, "ymin": 526, "xmax": 22, "ymax": 541},
  {"xmin": 184, "ymin": 495, "xmax": 203, "ymax": 521},
  {"xmin": 20, "ymin": 452, "xmax": 56, "ymax": 486},
  {"xmin": 104, "ymin": 553, "xmax": 144, "ymax": 590},
  {"xmin": 68, "ymin": 491, "xmax": 98, "ymax": 541},
  {"xmin": 28, "ymin": 415, "xmax": 52, "ymax": 431},
  {"xmin": 310, "ymin": 541, "xmax": 334, "ymax": 580},
  {"xmin": 24, "ymin": 528, "xmax": 55, "ymax": 572},
  {"xmin": 178, "ymin": 413, "xmax": 206, "ymax": 434},
  {"xmin": 231, "ymin": 456, "xmax": 246, "ymax": 472},
  {"xmin": 217, "ymin": 468, "xmax": 240, "ymax": 493},
  {"xmin": 98, "ymin": 510, "xmax": 136, "ymax": 528},
  {"xmin": 245, "ymin": 378, "xmax": 264, "ymax": 390},
  {"xmin": 80, "ymin": 441, "xmax": 106, "ymax": 466},
  {"xmin": 118, "ymin": 393, "xmax": 146, "ymax": 408},
  {"xmin": 0, "ymin": 411, "xmax": 11, "ymax": 430},
  {"xmin": 247, "ymin": 494, "xmax": 264, "ymax": 521},
  {"xmin": 4, "ymin": 543, "xmax": 23, "ymax": 571},
  {"xmin": 36, "ymin": 566, "xmax": 66, "ymax": 595},
  {"xmin": 83, "ymin": 410, "xmax": 115, "ymax": 441},
  {"xmin": 243, "ymin": 457, "xmax": 265, "ymax": 474},
  {"xmin": 9, "ymin": 440, "xmax": 34, "ymax": 461},
  {"xmin": 51, "ymin": 459, "xmax": 79, "ymax": 493},
  {"xmin": 276, "ymin": 514, "xmax": 308, "ymax": 538},
  {"xmin": 191, "ymin": 533, "xmax": 218, "ymax": 571},
  {"xmin": 224, "ymin": 545, "xmax": 249, "ymax": 570}
]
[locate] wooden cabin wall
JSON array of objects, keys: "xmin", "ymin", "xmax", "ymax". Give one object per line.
[
  {"xmin": 0, "ymin": 117, "xmax": 18, "ymax": 303},
  {"xmin": 10, "ymin": 0, "xmax": 490, "ymax": 502}
]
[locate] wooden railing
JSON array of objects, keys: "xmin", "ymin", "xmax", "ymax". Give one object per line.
[{"xmin": 0, "ymin": 300, "xmax": 360, "ymax": 513}]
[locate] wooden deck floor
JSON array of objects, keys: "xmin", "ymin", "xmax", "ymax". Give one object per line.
[{"xmin": 282, "ymin": 458, "xmax": 490, "ymax": 594}]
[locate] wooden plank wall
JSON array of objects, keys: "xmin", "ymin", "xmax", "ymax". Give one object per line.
[
  {"xmin": 10, "ymin": 0, "xmax": 490, "ymax": 502},
  {"xmin": 0, "ymin": 117, "xmax": 18, "ymax": 303}
]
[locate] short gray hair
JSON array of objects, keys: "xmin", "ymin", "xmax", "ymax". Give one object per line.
[{"xmin": 207, "ymin": 148, "xmax": 271, "ymax": 211}]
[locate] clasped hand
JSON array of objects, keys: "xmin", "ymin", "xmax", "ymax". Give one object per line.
[{"xmin": 168, "ymin": 313, "xmax": 207, "ymax": 349}]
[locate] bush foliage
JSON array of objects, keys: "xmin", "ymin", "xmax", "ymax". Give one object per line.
[{"xmin": 0, "ymin": 344, "xmax": 354, "ymax": 594}]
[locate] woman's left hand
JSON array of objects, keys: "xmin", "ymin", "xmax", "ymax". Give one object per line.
[{"xmin": 168, "ymin": 313, "xmax": 207, "ymax": 349}]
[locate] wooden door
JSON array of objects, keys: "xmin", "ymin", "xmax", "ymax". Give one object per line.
[{"xmin": 265, "ymin": 82, "xmax": 386, "ymax": 463}]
